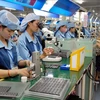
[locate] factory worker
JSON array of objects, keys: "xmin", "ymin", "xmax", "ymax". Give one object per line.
[
  {"xmin": 81, "ymin": 27, "xmax": 91, "ymax": 38},
  {"xmin": 66, "ymin": 22, "xmax": 76, "ymax": 39},
  {"xmin": 35, "ymin": 31, "xmax": 46, "ymax": 50},
  {"xmin": 84, "ymin": 28, "xmax": 91, "ymax": 38},
  {"xmin": 54, "ymin": 21, "xmax": 68, "ymax": 39},
  {"xmin": 18, "ymin": 13, "xmax": 54, "ymax": 60},
  {"xmin": 0, "ymin": 10, "xmax": 32, "ymax": 78}
]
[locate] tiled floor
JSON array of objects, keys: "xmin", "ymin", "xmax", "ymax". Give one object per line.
[{"xmin": 94, "ymin": 84, "xmax": 100, "ymax": 100}]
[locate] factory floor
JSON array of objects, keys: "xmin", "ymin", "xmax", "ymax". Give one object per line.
[{"xmin": 94, "ymin": 84, "xmax": 100, "ymax": 100}]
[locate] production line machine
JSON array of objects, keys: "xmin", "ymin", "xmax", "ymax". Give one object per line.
[{"xmin": 45, "ymin": 38, "xmax": 96, "ymax": 58}]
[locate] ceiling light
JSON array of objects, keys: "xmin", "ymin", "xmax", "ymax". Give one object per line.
[
  {"xmin": 70, "ymin": 0, "xmax": 84, "ymax": 4},
  {"xmin": 93, "ymin": 10, "xmax": 95, "ymax": 13},
  {"xmin": 5, "ymin": 7, "xmax": 16, "ymax": 10},
  {"xmin": 41, "ymin": 0, "xmax": 58, "ymax": 11},
  {"xmin": 20, "ymin": 13, "xmax": 26, "ymax": 17}
]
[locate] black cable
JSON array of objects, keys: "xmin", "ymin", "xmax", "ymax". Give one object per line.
[
  {"xmin": 87, "ymin": 67, "xmax": 95, "ymax": 80},
  {"xmin": 86, "ymin": 68, "xmax": 99, "ymax": 83},
  {"xmin": 86, "ymin": 69, "xmax": 94, "ymax": 81}
]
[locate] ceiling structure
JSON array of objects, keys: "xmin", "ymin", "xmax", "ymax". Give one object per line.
[
  {"xmin": 0, "ymin": 6, "xmax": 33, "ymax": 17},
  {"xmin": 0, "ymin": 0, "xmax": 100, "ymax": 18},
  {"xmin": 72, "ymin": 0, "xmax": 100, "ymax": 15}
]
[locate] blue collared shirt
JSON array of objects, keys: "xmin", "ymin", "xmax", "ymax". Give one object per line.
[
  {"xmin": 55, "ymin": 30, "xmax": 66, "ymax": 39},
  {"xmin": 85, "ymin": 29, "xmax": 91, "ymax": 38},
  {"xmin": 66, "ymin": 31, "xmax": 75, "ymax": 39},
  {"xmin": 17, "ymin": 31, "xmax": 42, "ymax": 60},
  {"xmin": 0, "ymin": 40, "xmax": 22, "ymax": 69}
]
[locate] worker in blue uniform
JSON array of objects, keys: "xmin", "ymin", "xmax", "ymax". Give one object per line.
[
  {"xmin": 54, "ymin": 21, "xmax": 68, "ymax": 39},
  {"xmin": 0, "ymin": 10, "xmax": 32, "ymax": 78},
  {"xmin": 84, "ymin": 28, "xmax": 91, "ymax": 38},
  {"xmin": 18, "ymin": 13, "xmax": 54, "ymax": 60},
  {"xmin": 66, "ymin": 22, "xmax": 76, "ymax": 39}
]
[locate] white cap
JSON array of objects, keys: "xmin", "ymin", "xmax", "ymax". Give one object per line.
[
  {"xmin": 20, "ymin": 13, "xmax": 40, "ymax": 32},
  {"xmin": 21, "ymin": 76, "xmax": 27, "ymax": 83},
  {"xmin": 0, "ymin": 10, "xmax": 19, "ymax": 30}
]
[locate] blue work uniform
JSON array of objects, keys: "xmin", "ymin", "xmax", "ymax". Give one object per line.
[
  {"xmin": 85, "ymin": 29, "xmax": 91, "ymax": 38},
  {"xmin": 66, "ymin": 31, "xmax": 75, "ymax": 39},
  {"xmin": 54, "ymin": 30, "xmax": 66, "ymax": 39},
  {"xmin": 0, "ymin": 40, "xmax": 22, "ymax": 69},
  {"xmin": 17, "ymin": 31, "xmax": 42, "ymax": 60}
]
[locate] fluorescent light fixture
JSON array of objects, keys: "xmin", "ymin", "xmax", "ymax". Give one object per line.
[
  {"xmin": 93, "ymin": 10, "xmax": 95, "ymax": 13},
  {"xmin": 33, "ymin": 9, "xmax": 59, "ymax": 18},
  {"xmin": 41, "ymin": 0, "xmax": 58, "ymax": 11},
  {"xmin": 20, "ymin": 13, "xmax": 26, "ymax": 17},
  {"xmin": 5, "ymin": 7, "xmax": 16, "ymax": 10},
  {"xmin": 72, "ymin": 0, "xmax": 84, "ymax": 4}
]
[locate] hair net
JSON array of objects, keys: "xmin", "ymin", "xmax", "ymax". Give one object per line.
[
  {"xmin": 0, "ymin": 10, "xmax": 19, "ymax": 30},
  {"xmin": 68, "ymin": 22, "xmax": 75, "ymax": 29},
  {"xmin": 20, "ymin": 13, "xmax": 40, "ymax": 32},
  {"xmin": 56, "ymin": 21, "xmax": 68, "ymax": 30}
]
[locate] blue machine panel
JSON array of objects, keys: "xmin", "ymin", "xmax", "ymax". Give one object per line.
[
  {"xmin": 5, "ymin": 0, "xmax": 80, "ymax": 16},
  {"xmin": 6, "ymin": 0, "xmax": 45, "ymax": 9}
]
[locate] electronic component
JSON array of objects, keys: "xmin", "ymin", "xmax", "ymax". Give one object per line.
[
  {"xmin": 25, "ymin": 77, "xmax": 70, "ymax": 100},
  {"xmin": 32, "ymin": 52, "xmax": 41, "ymax": 78},
  {"xmin": 27, "ymin": 63, "xmax": 35, "ymax": 71},
  {"xmin": 0, "ymin": 81, "xmax": 30, "ymax": 99},
  {"xmin": 0, "ymin": 92, "xmax": 18, "ymax": 98},
  {"xmin": 0, "ymin": 86, "xmax": 11, "ymax": 92},
  {"xmin": 44, "ymin": 63, "xmax": 60, "ymax": 68},
  {"xmin": 42, "ymin": 56, "xmax": 62, "ymax": 62},
  {"xmin": 43, "ymin": 61, "xmax": 61, "ymax": 69}
]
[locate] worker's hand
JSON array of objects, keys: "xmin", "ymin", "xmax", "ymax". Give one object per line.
[
  {"xmin": 40, "ymin": 48, "xmax": 54, "ymax": 59},
  {"xmin": 96, "ymin": 42, "xmax": 100, "ymax": 47},
  {"xmin": 17, "ymin": 68, "xmax": 31, "ymax": 77},
  {"xmin": 97, "ymin": 40, "xmax": 100, "ymax": 43},
  {"xmin": 24, "ymin": 60, "xmax": 32, "ymax": 67},
  {"xmin": 43, "ymin": 48, "xmax": 54, "ymax": 55},
  {"xmin": 12, "ymin": 37, "xmax": 18, "ymax": 42}
]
